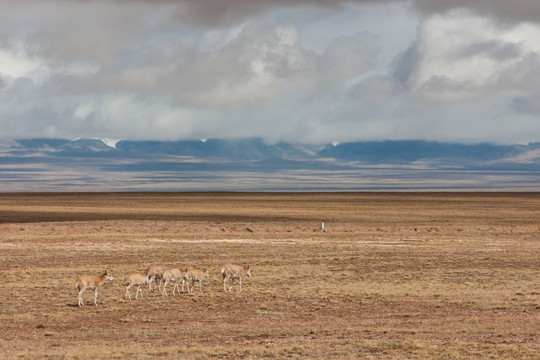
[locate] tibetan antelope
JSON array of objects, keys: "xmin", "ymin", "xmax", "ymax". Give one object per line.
[
  {"xmin": 162, "ymin": 268, "xmax": 188, "ymax": 296},
  {"xmin": 145, "ymin": 265, "xmax": 167, "ymax": 293},
  {"xmin": 186, "ymin": 267, "xmax": 209, "ymax": 294},
  {"xmin": 221, "ymin": 264, "xmax": 251, "ymax": 292},
  {"xmin": 75, "ymin": 270, "xmax": 114, "ymax": 307},
  {"xmin": 124, "ymin": 273, "xmax": 148, "ymax": 300},
  {"xmin": 181, "ymin": 270, "xmax": 191, "ymax": 293}
]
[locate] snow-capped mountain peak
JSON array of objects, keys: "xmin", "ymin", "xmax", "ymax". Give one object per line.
[{"xmin": 101, "ymin": 138, "xmax": 121, "ymax": 149}]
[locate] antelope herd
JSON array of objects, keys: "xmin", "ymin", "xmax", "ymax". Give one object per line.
[{"xmin": 75, "ymin": 264, "xmax": 251, "ymax": 307}]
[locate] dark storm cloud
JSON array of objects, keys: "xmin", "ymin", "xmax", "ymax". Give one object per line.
[
  {"xmin": 0, "ymin": 0, "xmax": 379, "ymax": 28},
  {"xmin": 0, "ymin": 1, "xmax": 155, "ymax": 62},
  {"xmin": 412, "ymin": 0, "xmax": 540, "ymax": 23},
  {"xmin": 113, "ymin": 0, "xmax": 540, "ymax": 25},
  {"xmin": 116, "ymin": 0, "xmax": 540, "ymax": 26},
  {"xmin": 3, "ymin": 0, "xmax": 540, "ymax": 27}
]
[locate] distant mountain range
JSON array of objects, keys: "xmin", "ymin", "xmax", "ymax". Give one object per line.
[
  {"xmin": 1, "ymin": 138, "xmax": 539, "ymax": 191},
  {"xmin": 3, "ymin": 137, "xmax": 540, "ymax": 165}
]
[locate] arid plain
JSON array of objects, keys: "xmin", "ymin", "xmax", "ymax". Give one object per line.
[{"xmin": 1, "ymin": 192, "xmax": 539, "ymax": 359}]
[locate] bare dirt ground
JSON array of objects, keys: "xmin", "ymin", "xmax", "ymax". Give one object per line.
[{"xmin": 1, "ymin": 192, "xmax": 539, "ymax": 359}]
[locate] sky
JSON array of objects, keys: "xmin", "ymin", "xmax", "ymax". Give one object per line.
[{"xmin": 1, "ymin": 0, "xmax": 540, "ymax": 144}]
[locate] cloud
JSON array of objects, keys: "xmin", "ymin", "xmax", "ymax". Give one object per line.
[
  {"xmin": 0, "ymin": 0, "xmax": 366, "ymax": 34},
  {"xmin": 47, "ymin": 21, "xmax": 318, "ymax": 108},
  {"xmin": 412, "ymin": 0, "xmax": 540, "ymax": 24},
  {"xmin": 392, "ymin": 10, "xmax": 540, "ymax": 100},
  {"xmin": 454, "ymin": 40, "xmax": 523, "ymax": 62},
  {"xmin": 1, "ymin": 0, "xmax": 539, "ymax": 67},
  {"xmin": 0, "ymin": 0, "xmax": 385, "ymax": 142},
  {"xmin": 350, "ymin": 75, "xmax": 404, "ymax": 102},
  {"xmin": 0, "ymin": 1, "xmax": 162, "ymax": 64},
  {"xmin": 44, "ymin": 21, "xmax": 382, "ymax": 109},
  {"xmin": 391, "ymin": 40, "xmax": 421, "ymax": 86},
  {"xmin": 318, "ymin": 32, "xmax": 380, "ymax": 83},
  {"xmin": 512, "ymin": 95, "xmax": 540, "ymax": 115},
  {"xmin": 2, "ymin": 0, "xmax": 540, "ymax": 144},
  {"xmin": 118, "ymin": 0, "xmax": 540, "ymax": 26}
]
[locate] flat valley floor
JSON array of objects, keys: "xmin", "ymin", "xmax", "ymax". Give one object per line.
[{"xmin": 1, "ymin": 192, "xmax": 539, "ymax": 359}]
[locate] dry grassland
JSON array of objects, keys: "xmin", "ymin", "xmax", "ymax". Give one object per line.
[{"xmin": 0, "ymin": 192, "xmax": 539, "ymax": 359}]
